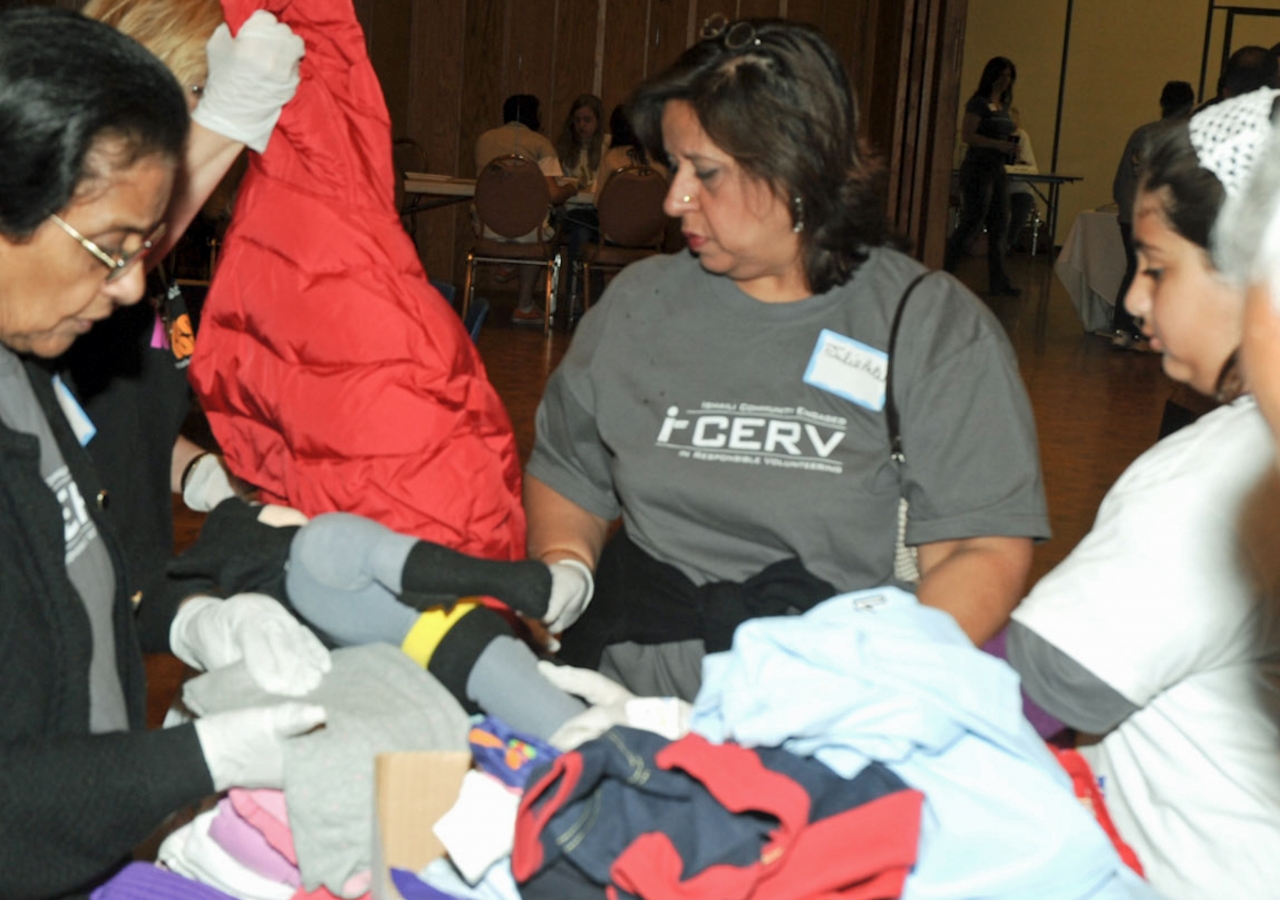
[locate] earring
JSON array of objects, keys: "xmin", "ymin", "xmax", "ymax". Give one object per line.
[{"xmin": 792, "ymin": 196, "xmax": 805, "ymax": 234}]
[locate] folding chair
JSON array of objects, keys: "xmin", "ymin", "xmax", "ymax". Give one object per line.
[
  {"xmin": 578, "ymin": 165, "xmax": 669, "ymax": 319},
  {"xmin": 461, "ymin": 154, "xmax": 562, "ymax": 338}
]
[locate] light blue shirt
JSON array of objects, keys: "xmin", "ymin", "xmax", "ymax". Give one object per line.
[{"xmin": 692, "ymin": 588, "xmax": 1163, "ymax": 900}]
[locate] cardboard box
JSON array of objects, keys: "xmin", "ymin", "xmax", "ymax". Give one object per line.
[{"xmin": 372, "ymin": 751, "xmax": 471, "ymax": 900}]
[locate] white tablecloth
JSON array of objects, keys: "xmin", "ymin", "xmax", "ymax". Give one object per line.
[{"xmin": 1054, "ymin": 209, "xmax": 1126, "ymax": 332}]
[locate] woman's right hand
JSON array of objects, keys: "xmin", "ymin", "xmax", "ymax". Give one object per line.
[{"xmin": 194, "ymin": 703, "xmax": 326, "ymax": 790}]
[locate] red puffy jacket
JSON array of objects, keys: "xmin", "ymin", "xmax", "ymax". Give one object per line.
[{"xmin": 191, "ymin": 0, "xmax": 525, "ymax": 560}]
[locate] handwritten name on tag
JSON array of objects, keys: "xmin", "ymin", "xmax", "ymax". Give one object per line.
[{"xmin": 803, "ymin": 329, "xmax": 887, "ymax": 411}]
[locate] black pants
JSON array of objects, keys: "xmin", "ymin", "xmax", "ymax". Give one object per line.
[
  {"xmin": 946, "ymin": 154, "xmax": 1012, "ymax": 291},
  {"xmin": 1113, "ymin": 220, "xmax": 1141, "ymax": 336}
]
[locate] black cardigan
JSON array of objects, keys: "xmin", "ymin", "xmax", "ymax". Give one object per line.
[{"xmin": 0, "ymin": 359, "xmax": 213, "ymax": 900}]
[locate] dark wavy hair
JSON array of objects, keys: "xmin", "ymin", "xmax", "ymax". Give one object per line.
[
  {"xmin": 630, "ymin": 18, "xmax": 888, "ymax": 294},
  {"xmin": 556, "ymin": 93, "xmax": 604, "ymax": 175},
  {"xmin": 607, "ymin": 105, "xmax": 650, "ymax": 167},
  {"xmin": 976, "ymin": 56, "xmax": 1016, "ymax": 108},
  {"xmin": 0, "ymin": 6, "xmax": 188, "ymax": 240},
  {"xmin": 1138, "ymin": 122, "xmax": 1225, "ymax": 251}
]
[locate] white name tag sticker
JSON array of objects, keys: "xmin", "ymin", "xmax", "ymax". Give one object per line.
[
  {"xmin": 52, "ymin": 374, "xmax": 97, "ymax": 446},
  {"xmin": 803, "ymin": 329, "xmax": 888, "ymax": 411}
]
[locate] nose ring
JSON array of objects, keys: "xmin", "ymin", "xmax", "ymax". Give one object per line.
[{"xmin": 681, "ymin": 195, "xmax": 691, "ymax": 203}]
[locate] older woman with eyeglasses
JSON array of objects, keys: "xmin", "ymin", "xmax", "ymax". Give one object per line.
[
  {"xmin": 0, "ymin": 10, "xmax": 329, "ymax": 897},
  {"xmin": 524, "ymin": 18, "xmax": 1048, "ymax": 699}
]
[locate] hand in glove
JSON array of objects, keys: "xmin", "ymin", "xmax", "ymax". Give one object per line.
[
  {"xmin": 191, "ymin": 10, "xmax": 305, "ymax": 152},
  {"xmin": 544, "ymin": 559, "xmax": 594, "ymax": 634},
  {"xmin": 538, "ymin": 661, "xmax": 691, "ymax": 751},
  {"xmin": 170, "ymin": 593, "xmax": 331, "ymax": 696},
  {"xmin": 182, "ymin": 453, "xmax": 237, "ymax": 512},
  {"xmin": 195, "ymin": 702, "xmax": 326, "ymax": 791}
]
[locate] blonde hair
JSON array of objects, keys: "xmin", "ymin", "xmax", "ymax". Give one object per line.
[{"xmin": 81, "ymin": 0, "xmax": 223, "ymax": 94}]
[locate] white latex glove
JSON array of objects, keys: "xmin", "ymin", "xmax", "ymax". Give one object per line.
[
  {"xmin": 538, "ymin": 661, "xmax": 691, "ymax": 751},
  {"xmin": 256, "ymin": 504, "xmax": 309, "ymax": 528},
  {"xmin": 182, "ymin": 453, "xmax": 236, "ymax": 512},
  {"xmin": 544, "ymin": 559, "xmax": 594, "ymax": 634},
  {"xmin": 170, "ymin": 593, "xmax": 331, "ymax": 696},
  {"xmin": 191, "ymin": 10, "xmax": 305, "ymax": 153},
  {"xmin": 194, "ymin": 702, "xmax": 326, "ymax": 790}
]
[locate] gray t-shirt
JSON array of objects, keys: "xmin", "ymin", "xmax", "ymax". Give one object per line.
[
  {"xmin": 528, "ymin": 248, "xmax": 1049, "ymax": 591},
  {"xmin": 0, "ymin": 346, "xmax": 126, "ymax": 733}
]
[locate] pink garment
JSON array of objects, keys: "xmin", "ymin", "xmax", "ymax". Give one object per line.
[
  {"xmin": 291, "ymin": 886, "xmax": 369, "ymax": 900},
  {"xmin": 210, "ymin": 798, "xmax": 302, "ymax": 888},
  {"xmin": 229, "ymin": 789, "xmax": 297, "ymax": 865}
]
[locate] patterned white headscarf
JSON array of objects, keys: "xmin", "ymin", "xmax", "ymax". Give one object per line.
[
  {"xmin": 1209, "ymin": 90, "xmax": 1280, "ymax": 307},
  {"xmin": 1190, "ymin": 87, "xmax": 1280, "ymax": 200}
]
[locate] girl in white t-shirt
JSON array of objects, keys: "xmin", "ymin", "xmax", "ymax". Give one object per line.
[{"xmin": 1007, "ymin": 89, "xmax": 1280, "ymax": 900}]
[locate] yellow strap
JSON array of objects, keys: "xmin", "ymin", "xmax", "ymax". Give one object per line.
[{"xmin": 400, "ymin": 600, "xmax": 480, "ymax": 667}]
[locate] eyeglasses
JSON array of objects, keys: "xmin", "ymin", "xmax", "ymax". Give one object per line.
[
  {"xmin": 700, "ymin": 14, "xmax": 760, "ymax": 50},
  {"xmin": 50, "ymin": 214, "xmax": 166, "ymax": 284}
]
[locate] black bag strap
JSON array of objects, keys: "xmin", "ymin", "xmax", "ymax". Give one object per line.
[{"xmin": 885, "ymin": 271, "xmax": 935, "ymax": 465}]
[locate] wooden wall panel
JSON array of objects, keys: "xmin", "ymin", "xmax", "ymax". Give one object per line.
[
  {"xmin": 387, "ymin": 0, "xmax": 962, "ymax": 282},
  {"xmin": 367, "ymin": 0, "xmax": 412, "ymax": 139},
  {"xmin": 507, "ymin": 0, "xmax": 558, "ymax": 106},
  {"xmin": 738, "ymin": 0, "xmax": 782, "ymax": 19},
  {"xmin": 461, "ymin": 0, "xmax": 509, "ymax": 178},
  {"xmin": 600, "ymin": 0, "xmax": 650, "ymax": 123},
  {"xmin": 786, "ymin": 0, "xmax": 825, "ymax": 27},
  {"xmin": 645, "ymin": 0, "xmax": 694, "ymax": 103},
  {"xmin": 407, "ymin": 0, "xmax": 467, "ymax": 283},
  {"xmin": 550, "ymin": 0, "xmax": 602, "ymax": 140}
]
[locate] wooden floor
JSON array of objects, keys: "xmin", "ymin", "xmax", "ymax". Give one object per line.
[{"xmin": 152, "ymin": 247, "xmax": 1193, "ymax": 725}]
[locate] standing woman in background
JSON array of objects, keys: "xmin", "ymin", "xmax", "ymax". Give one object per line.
[{"xmin": 945, "ymin": 56, "xmax": 1023, "ymax": 297}]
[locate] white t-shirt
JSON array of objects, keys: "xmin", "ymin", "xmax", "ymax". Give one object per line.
[{"xmin": 1013, "ymin": 397, "xmax": 1280, "ymax": 900}]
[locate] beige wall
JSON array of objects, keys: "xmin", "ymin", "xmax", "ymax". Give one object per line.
[{"xmin": 959, "ymin": 0, "xmax": 1280, "ymax": 243}]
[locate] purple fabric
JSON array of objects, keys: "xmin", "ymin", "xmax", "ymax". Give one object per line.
[
  {"xmin": 389, "ymin": 868, "xmax": 461, "ymax": 900},
  {"xmin": 90, "ymin": 862, "xmax": 237, "ymax": 900},
  {"xmin": 981, "ymin": 627, "xmax": 1071, "ymax": 744},
  {"xmin": 208, "ymin": 797, "xmax": 302, "ymax": 887}
]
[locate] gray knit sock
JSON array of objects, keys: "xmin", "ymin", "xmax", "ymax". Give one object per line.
[{"xmin": 466, "ymin": 636, "xmax": 586, "ymax": 739}]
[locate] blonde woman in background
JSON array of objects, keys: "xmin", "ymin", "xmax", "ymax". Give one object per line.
[{"xmin": 72, "ymin": 0, "xmax": 304, "ymax": 621}]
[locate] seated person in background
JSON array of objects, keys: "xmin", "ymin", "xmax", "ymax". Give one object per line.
[
  {"xmin": 1007, "ymin": 89, "xmax": 1280, "ymax": 900},
  {"xmin": 476, "ymin": 93, "xmax": 577, "ymax": 325},
  {"xmin": 555, "ymin": 93, "xmax": 606, "ymax": 189},
  {"xmin": 554, "ymin": 93, "xmax": 606, "ymax": 309},
  {"xmin": 594, "ymin": 104, "xmax": 670, "ymax": 195},
  {"xmin": 1004, "ymin": 106, "xmax": 1037, "ymax": 255},
  {"xmin": 0, "ymin": 11, "xmax": 329, "ymax": 895}
]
